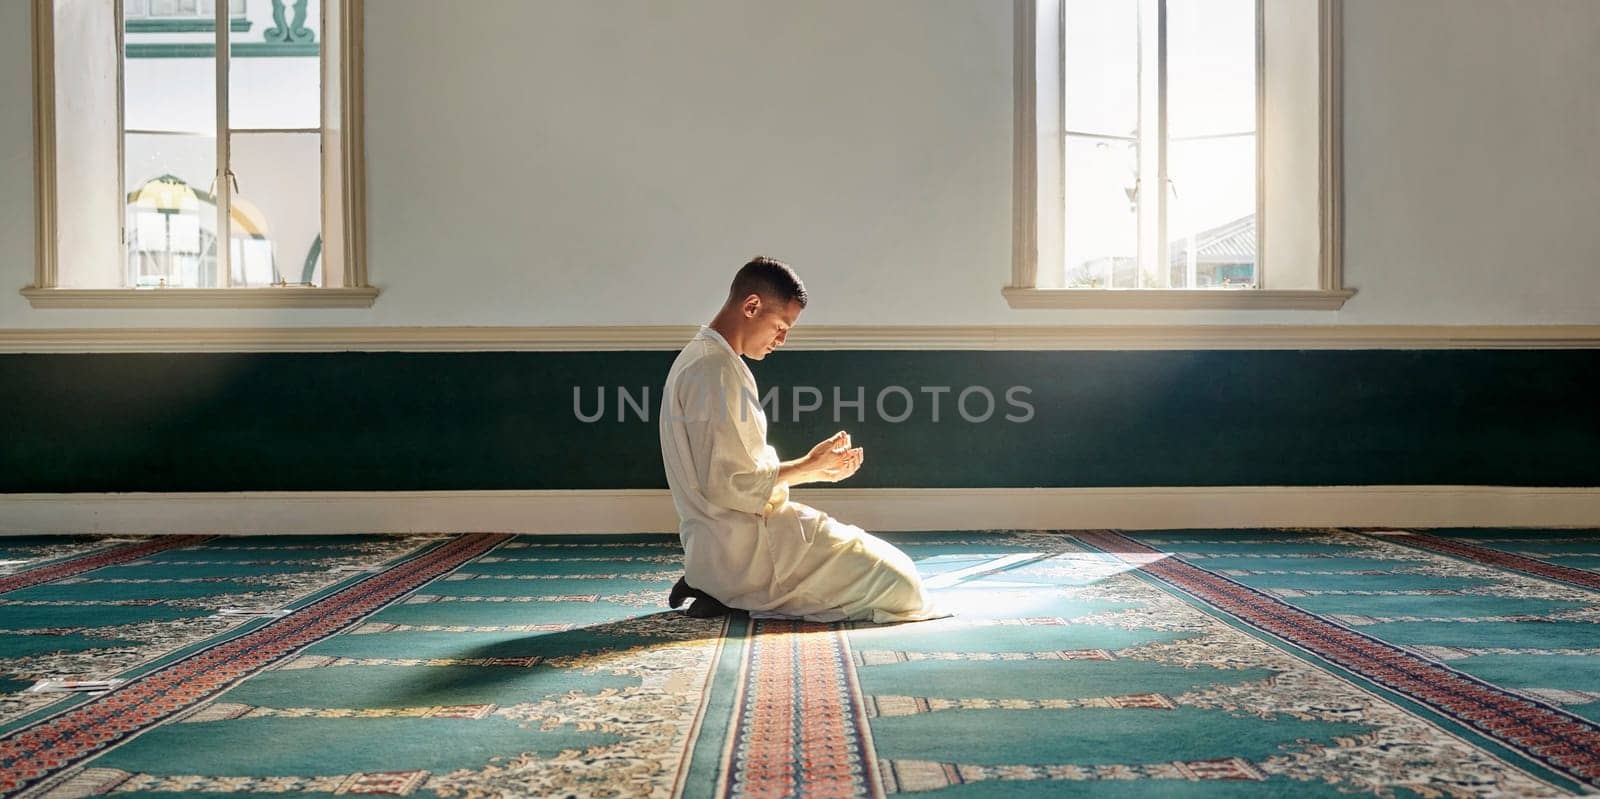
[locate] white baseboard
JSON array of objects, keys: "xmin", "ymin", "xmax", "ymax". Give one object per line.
[{"xmin": 2, "ymin": 486, "xmax": 1598, "ymax": 535}]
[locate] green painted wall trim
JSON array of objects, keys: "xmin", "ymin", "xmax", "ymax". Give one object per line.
[
  {"xmin": 264, "ymin": 0, "xmax": 316, "ymax": 45},
  {"xmin": 2, "ymin": 350, "xmax": 1597, "ymax": 492},
  {"xmin": 301, "ymin": 235, "xmax": 322, "ymax": 285},
  {"xmin": 125, "ymin": 19, "xmax": 252, "ymax": 33},
  {"xmin": 126, "ymin": 42, "xmax": 319, "ymax": 59}
]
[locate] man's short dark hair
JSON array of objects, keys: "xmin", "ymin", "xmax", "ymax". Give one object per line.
[{"xmin": 729, "ymin": 256, "xmax": 808, "ymax": 309}]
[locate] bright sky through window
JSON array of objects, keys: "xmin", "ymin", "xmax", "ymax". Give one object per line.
[{"xmin": 1063, "ymin": 0, "xmax": 1257, "ymax": 289}]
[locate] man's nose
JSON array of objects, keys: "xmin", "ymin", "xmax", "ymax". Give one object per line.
[{"xmin": 775, "ymin": 330, "xmax": 787, "ymax": 345}]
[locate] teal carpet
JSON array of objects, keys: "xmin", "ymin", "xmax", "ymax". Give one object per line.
[{"xmin": 2, "ymin": 529, "xmax": 1598, "ymax": 798}]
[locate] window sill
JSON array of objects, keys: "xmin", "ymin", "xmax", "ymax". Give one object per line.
[
  {"xmin": 1002, "ymin": 287, "xmax": 1356, "ymax": 311},
  {"xmin": 20, "ymin": 287, "xmax": 380, "ymax": 309}
]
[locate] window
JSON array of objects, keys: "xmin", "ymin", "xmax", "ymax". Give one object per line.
[
  {"xmin": 25, "ymin": 0, "xmax": 374, "ymax": 308},
  {"xmin": 1007, "ymin": 0, "xmax": 1354, "ymax": 310}
]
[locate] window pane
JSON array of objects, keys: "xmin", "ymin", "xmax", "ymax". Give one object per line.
[
  {"xmin": 124, "ymin": 145, "xmax": 218, "ymax": 288},
  {"xmin": 228, "ymin": 132, "xmax": 322, "ymax": 286},
  {"xmin": 123, "ymin": 2, "xmax": 218, "ymax": 289},
  {"xmin": 1168, "ymin": 136, "xmax": 1257, "ymax": 288},
  {"xmin": 1064, "ymin": 135, "xmax": 1139, "ymax": 289},
  {"xmin": 1063, "ymin": 0, "xmax": 1139, "ymax": 136},
  {"xmin": 1166, "ymin": 0, "xmax": 1256, "ymax": 288},
  {"xmin": 123, "ymin": 23, "xmax": 216, "ymax": 134},
  {"xmin": 229, "ymin": 0, "xmax": 321, "ymax": 129},
  {"xmin": 1167, "ymin": 0, "xmax": 1256, "ymax": 139},
  {"xmin": 227, "ymin": 0, "xmax": 322, "ymax": 286}
]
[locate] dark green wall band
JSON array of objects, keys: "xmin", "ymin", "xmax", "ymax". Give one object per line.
[{"xmin": 2, "ymin": 350, "xmax": 1596, "ymax": 493}]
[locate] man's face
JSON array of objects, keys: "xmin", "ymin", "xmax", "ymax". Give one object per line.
[{"xmin": 745, "ymin": 298, "xmax": 803, "ymax": 360}]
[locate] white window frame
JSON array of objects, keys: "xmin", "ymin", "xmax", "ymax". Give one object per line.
[
  {"xmin": 1006, "ymin": 0, "xmax": 1353, "ymax": 310},
  {"xmin": 24, "ymin": 0, "xmax": 375, "ymax": 308}
]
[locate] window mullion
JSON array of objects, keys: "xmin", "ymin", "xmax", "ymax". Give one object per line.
[
  {"xmin": 1056, "ymin": 0, "xmax": 1066, "ymax": 291},
  {"xmin": 1135, "ymin": 0, "xmax": 1162, "ymax": 289},
  {"xmin": 116, "ymin": 0, "xmax": 128, "ymax": 287},
  {"xmin": 1155, "ymin": 0, "xmax": 1170, "ymax": 288},
  {"xmin": 1256, "ymin": 0, "xmax": 1267, "ymax": 289},
  {"xmin": 214, "ymin": 0, "xmax": 231, "ymax": 288}
]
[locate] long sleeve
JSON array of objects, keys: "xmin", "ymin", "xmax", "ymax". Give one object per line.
[{"xmin": 678, "ymin": 357, "xmax": 780, "ymax": 515}]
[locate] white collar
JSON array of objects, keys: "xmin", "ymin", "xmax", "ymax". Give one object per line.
[{"xmin": 699, "ymin": 325, "xmax": 739, "ymax": 359}]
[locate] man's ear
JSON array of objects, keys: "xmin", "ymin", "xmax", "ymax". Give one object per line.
[{"xmin": 742, "ymin": 294, "xmax": 762, "ymax": 318}]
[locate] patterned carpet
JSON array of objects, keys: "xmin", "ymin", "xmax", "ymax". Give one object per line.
[{"xmin": 2, "ymin": 529, "xmax": 1599, "ymax": 798}]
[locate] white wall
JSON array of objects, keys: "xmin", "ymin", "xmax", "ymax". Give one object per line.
[
  {"xmin": 0, "ymin": 0, "xmax": 1597, "ymax": 329},
  {"xmin": 1341, "ymin": 0, "xmax": 1600, "ymax": 325},
  {"xmin": 0, "ymin": 0, "xmax": 35, "ymax": 306}
]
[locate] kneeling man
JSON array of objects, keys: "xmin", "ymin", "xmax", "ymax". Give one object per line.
[{"xmin": 659, "ymin": 256, "xmax": 943, "ymax": 623}]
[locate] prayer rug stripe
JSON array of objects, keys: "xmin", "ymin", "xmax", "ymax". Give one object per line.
[
  {"xmin": 0, "ymin": 533, "xmax": 509, "ymax": 797},
  {"xmin": 717, "ymin": 619, "xmax": 882, "ymax": 799},
  {"xmin": 0, "ymin": 536, "xmax": 211, "ymax": 595},
  {"xmin": 878, "ymin": 756, "xmax": 1269, "ymax": 791},
  {"xmin": 1366, "ymin": 531, "xmax": 1600, "ymax": 593},
  {"xmin": 672, "ymin": 614, "xmax": 736, "ymax": 799},
  {"xmin": 1073, "ymin": 530, "xmax": 1600, "ymax": 789},
  {"xmin": 681, "ymin": 614, "xmax": 751, "ymax": 799},
  {"xmin": 0, "ymin": 537, "xmax": 436, "ymax": 735}
]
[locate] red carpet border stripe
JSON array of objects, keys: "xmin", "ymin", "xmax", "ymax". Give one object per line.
[
  {"xmin": 0, "ymin": 536, "xmax": 212, "ymax": 595},
  {"xmin": 1375, "ymin": 532, "xmax": 1600, "ymax": 592},
  {"xmin": 0, "ymin": 533, "xmax": 509, "ymax": 797},
  {"xmin": 720, "ymin": 619, "xmax": 882, "ymax": 799},
  {"xmin": 1073, "ymin": 530, "xmax": 1600, "ymax": 788}
]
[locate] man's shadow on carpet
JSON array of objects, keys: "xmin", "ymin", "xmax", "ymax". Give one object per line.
[{"xmin": 379, "ymin": 610, "xmax": 736, "ymax": 704}]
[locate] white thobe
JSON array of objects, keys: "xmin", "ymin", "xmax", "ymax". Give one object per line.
[{"xmin": 658, "ymin": 326, "xmax": 943, "ymax": 623}]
